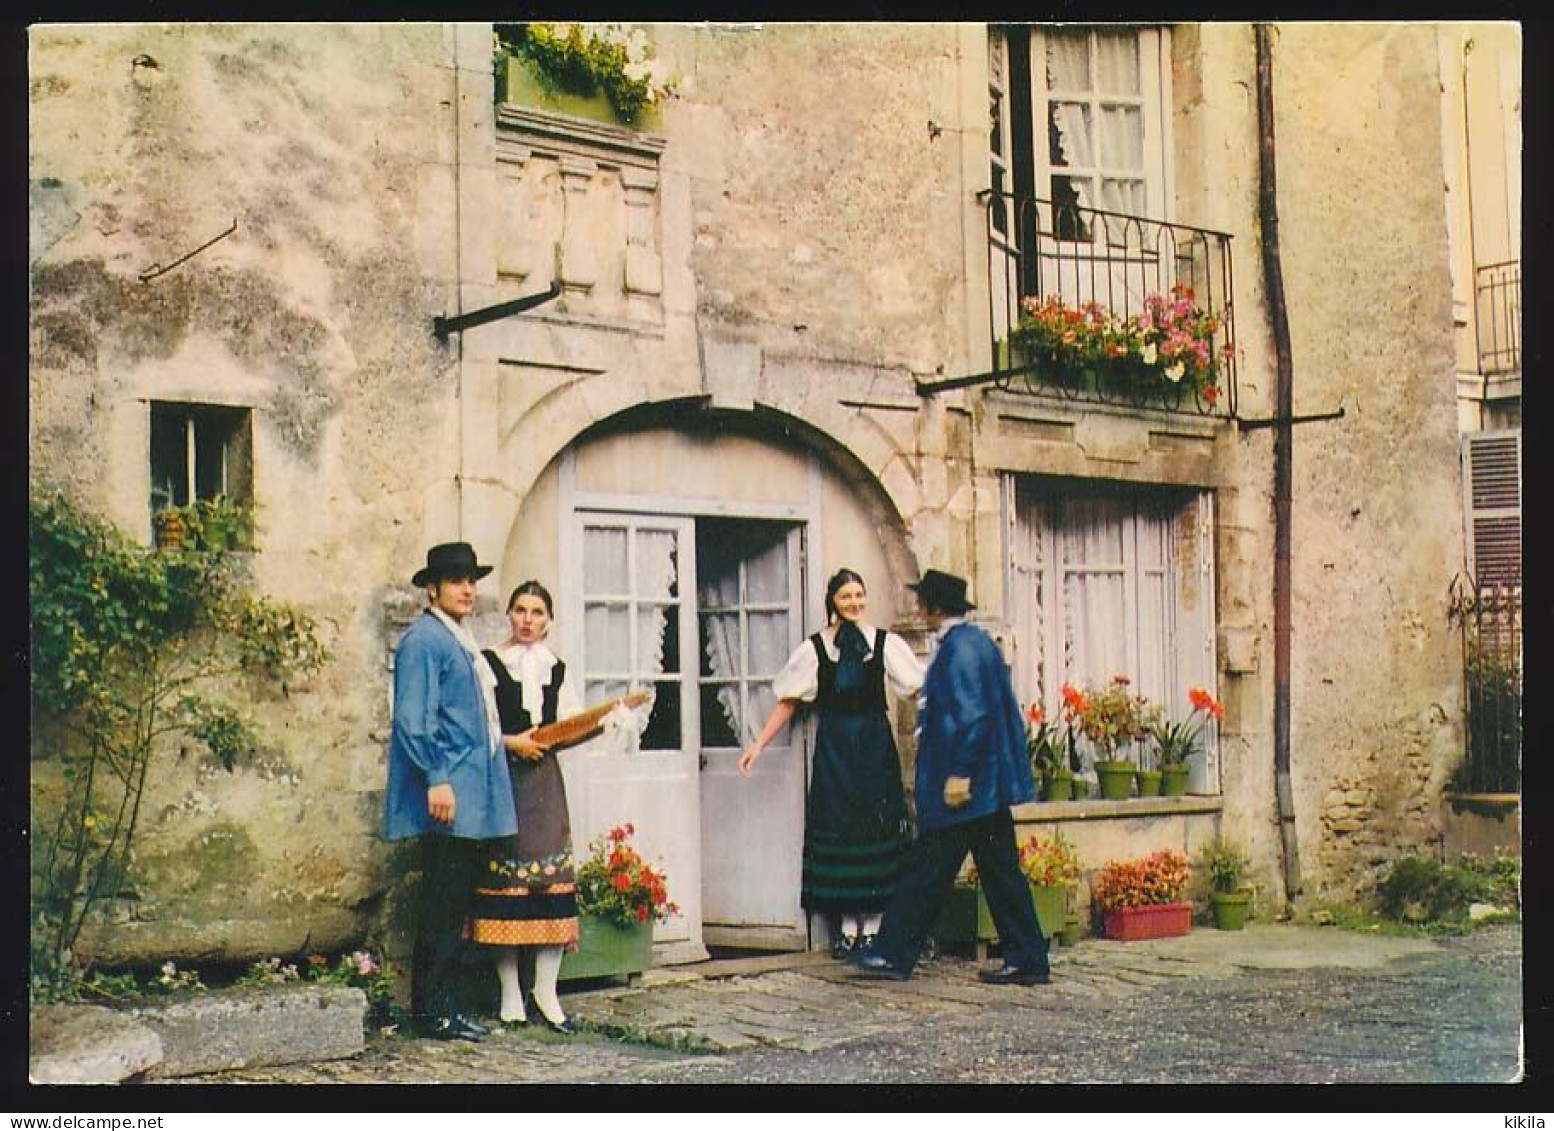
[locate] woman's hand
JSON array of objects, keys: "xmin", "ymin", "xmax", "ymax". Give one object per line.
[
  {"xmin": 506, "ymin": 729, "xmax": 549, "ymax": 762},
  {"xmin": 737, "ymin": 744, "xmax": 764, "ymax": 777}
]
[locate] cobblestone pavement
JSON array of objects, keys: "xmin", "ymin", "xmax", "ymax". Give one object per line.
[{"xmin": 172, "ymin": 923, "xmax": 1522, "ymax": 1086}]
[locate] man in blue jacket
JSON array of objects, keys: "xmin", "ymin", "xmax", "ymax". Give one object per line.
[
  {"xmin": 385, "ymin": 542, "xmax": 517, "ymax": 1039},
  {"xmin": 853, "ymin": 569, "xmax": 1051, "ymax": 985}
]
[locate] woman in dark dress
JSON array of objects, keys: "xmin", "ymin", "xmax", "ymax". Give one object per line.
[
  {"xmin": 738, "ymin": 569, "xmax": 925, "ymax": 955},
  {"xmin": 466, "ymin": 581, "xmax": 582, "ymax": 1034}
]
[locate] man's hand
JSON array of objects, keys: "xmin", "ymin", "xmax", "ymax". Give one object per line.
[
  {"xmin": 427, "ymin": 783, "xmax": 457, "ymax": 825},
  {"xmin": 943, "ymin": 775, "xmax": 972, "ymax": 809}
]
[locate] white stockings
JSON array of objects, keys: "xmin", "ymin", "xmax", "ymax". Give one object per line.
[{"xmin": 496, "ymin": 945, "xmax": 567, "ymax": 1024}]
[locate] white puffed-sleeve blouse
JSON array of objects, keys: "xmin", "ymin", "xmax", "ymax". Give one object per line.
[{"xmin": 769, "ymin": 624, "xmax": 925, "ymax": 704}]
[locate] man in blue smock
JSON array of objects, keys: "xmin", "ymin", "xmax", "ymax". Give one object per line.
[
  {"xmin": 853, "ymin": 569, "xmax": 1051, "ymax": 986},
  {"xmin": 385, "ymin": 542, "xmax": 516, "ymax": 1039}
]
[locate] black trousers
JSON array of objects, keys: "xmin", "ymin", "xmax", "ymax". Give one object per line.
[
  {"xmin": 411, "ymin": 834, "xmax": 495, "ymax": 1020},
  {"xmin": 870, "ymin": 808, "xmax": 1050, "ymax": 975}
]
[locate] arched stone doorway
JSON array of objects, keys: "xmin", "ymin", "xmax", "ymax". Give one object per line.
[{"xmin": 498, "ymin": 402, "xmax": 916, "ymax": 961}]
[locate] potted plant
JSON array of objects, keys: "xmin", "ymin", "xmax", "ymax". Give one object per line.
[
  {"xmin": 191, "ymin": 494, "xmax": 253, "ymax": 553},
  {"xmin": 1091, "ymin": 848, "xmax": 1192, "ymax": 941},
  {"xmin": 1063, "ymin": 678, "xmax": 1153, "ymax": 800},
  {"xmin": 560, "ymin": 822, "xmax": 678, "ymax": 986},
  {"xmin": 1196, "ymin": 835, "xmax": 1253, "ymax": 930},
  {"xmin": 1018, "ymin": 832, "xmax": 1081, "ymax": 940},
  {"xmin": 1025, "ymin": 704, "xmax": 1075, "ymax": 801},
  {"xmin": 152, "ymin": 505, "xmax": 190, "ymax": 551},
  {"xmin": 1149, "ymin": 687, "xmax": 1225, "ymax": 797},
  {"xmin": 935, "ymin": 864, "xmax": 998, "ymax": 960}
]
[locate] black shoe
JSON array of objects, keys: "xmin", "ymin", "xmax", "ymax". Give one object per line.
[
  {"xmin": 425, "ymin": 1014, "xmax": 487, "ymax": 1040},
  {"xmin": 498, "ymin": 1015, "xmax": 529, "ymax": 1031},
  {"xmin": 977, "ymin": 964, "xmax": 1052, "ymax": 986},
  {"xmin": 851, "ymin": 952, "xmax": 911, "ymax": 981},
  {"xmin": 538, "ymin": 1013, "xmax": 578, "ymax": 1035},
  {"xmin": 831, "ymin": 933, "xmax": 859, "ymax": 959}
]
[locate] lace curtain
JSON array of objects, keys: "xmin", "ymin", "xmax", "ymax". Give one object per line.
[
  {"xmin": 699, "ymin": 531, "xmax": 790, "ymax": 745},
  {"xmin": 1046, "ymin": 29, "xmax": 1146, "ymax": 218}
]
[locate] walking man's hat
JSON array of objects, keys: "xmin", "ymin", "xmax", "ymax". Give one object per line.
[
  {"xmin": 907, "ymin": 569, "xmax": 976, "ymax": 614},
  {"xmin": 412, "ymin": 542, "xmax": 494, "ymax": 588}
]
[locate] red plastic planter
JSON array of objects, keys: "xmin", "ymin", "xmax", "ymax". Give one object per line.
[{"xmin": 1102, "ymin": 901, "xmax": 1193, "ymax": 941}]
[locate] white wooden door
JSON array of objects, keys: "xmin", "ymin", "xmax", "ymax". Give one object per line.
[
  {"xmin": 560, "ymin": 512, "xmax": 707, "ymax": 965},
  {"xmin": 696, "ymin": 519, "xmax": 808, "ymax": 950}
]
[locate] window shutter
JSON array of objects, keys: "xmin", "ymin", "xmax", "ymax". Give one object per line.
[{"xmin": 1461, "ymin": 430, "xmax": 1522, "ymax": 586}]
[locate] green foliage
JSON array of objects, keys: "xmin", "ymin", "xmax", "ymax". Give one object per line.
[
  {"xmin": 1375, "ymin": 851, "xmax": 1520, "ymax": 925},
  {"xmin": 1194, "ymin": 835, "xmax": 1250, "ymax": 894},
  {"xmin": 495, "ymin": 22, "xmax": 673, "ymax": 125},
  {"xmin": 29, "ymin": 487, "xmax": 328, "ymax": 988}
]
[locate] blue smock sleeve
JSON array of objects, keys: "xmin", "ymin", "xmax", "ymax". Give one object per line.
[
  {"xmin": 928, "ymin": 636, "xmax": 991, "ymax": 779},
  {"xmin": 393, "ymin": 633, "xmax": 452, "ymax": 788}
]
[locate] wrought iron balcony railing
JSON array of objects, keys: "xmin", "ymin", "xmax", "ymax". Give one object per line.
[
  {"xmin": 971, "ymin": 191, "xmax": 1238, "ymax": 418},
  {"xmin": 1475, "ymin": 260, "xmax": 1521, "ymax": 377}
]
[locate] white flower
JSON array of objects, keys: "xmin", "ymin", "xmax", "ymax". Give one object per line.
[
  {"xmin": 1142, "ymin": 342, "xmax": 1158, "ymax": 366},
  {"xmin": 1165, "ymin": 362, "xmax": 1185, "ymax": 383},
  {"xmin": 624, "ymin": 60, "xmax": 650, "ymax": 83}
]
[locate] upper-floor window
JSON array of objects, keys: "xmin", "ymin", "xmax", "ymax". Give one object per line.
[
  {"xmin": 149, "ymin": 400, "xmax": 252, "ymax": 519},
  {"xmin": 993, "ymin": 25, "xmax": 1171, "ymax": 238}
]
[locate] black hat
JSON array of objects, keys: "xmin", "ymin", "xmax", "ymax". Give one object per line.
[
  {"xmin": 908, "ymin": 569, "xmax": 976, "ymax": 614},
  {"xmin": 412, "ymin": 542, "xmax": 494, "ymax": 588}
]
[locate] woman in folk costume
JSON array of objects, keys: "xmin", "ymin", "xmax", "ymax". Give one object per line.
[
  {"xmin": 739, "ymin": 569, "xmax": 925, "ymax": 956},
  {"xmin": 466, "ymin": 580, "xmax": 583, "ymax": 1035}
]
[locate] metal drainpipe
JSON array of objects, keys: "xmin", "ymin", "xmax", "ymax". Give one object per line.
[{"xmin": 1256, "ymin": 23, "xmax": 1302, "ymax": 908}]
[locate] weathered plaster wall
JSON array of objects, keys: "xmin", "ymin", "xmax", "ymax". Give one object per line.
[
  {"xmin": 30, "ymin": 23, "xmax": 467, "ymax": 962},
  {"xmin": 1264, "ymin": 24, "xmax": 1464, "ymax": 899}
]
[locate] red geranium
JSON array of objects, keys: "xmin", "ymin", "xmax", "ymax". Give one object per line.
[{"xmin": 575, "ymin": 824, "xmax": 679, "ymax": 929}]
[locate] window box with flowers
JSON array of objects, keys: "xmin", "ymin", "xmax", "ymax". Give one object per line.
[
  {"xmin": 1092, "ymin": 849, "xmax": 1192, "ymax": 942},
  {"xmin": 494, "ymin": 22, "xmax": 675, "ymax": 131},
  {"xmin": 1006, "ymin": 286, "xmax": 1231, "ymax": 415},
  {"xmin": 559, "ymin": 823, "xmax": 679, "ymax": 986}
]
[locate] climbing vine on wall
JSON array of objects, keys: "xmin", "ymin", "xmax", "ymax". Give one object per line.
[{"xmin": 29, "ymin": 488, "xmax": 328, "ymax": 1000}]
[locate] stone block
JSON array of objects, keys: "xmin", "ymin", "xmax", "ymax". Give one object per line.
[
  {"xmin": 131, "ymin": 983, "xmax": 366, "ymax": 1079},
  {"xmin": 30, "ymin": 1005, "xmax": 164, "ymax": 1084}
]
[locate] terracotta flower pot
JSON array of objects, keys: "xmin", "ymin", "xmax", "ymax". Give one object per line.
[{"xmin": 1102, "ymin": 901, "xmax": 1193, "ymax": 942}]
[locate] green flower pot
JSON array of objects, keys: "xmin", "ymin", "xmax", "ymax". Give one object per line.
[
  {"xmin": 558, "ymin": 913, "xmax": 653, "ymax": 986},
  {"xmin": 1044, "ymin": 772, "xmax": 1074, "ymax": 802},
  {"xmin": 1211, "ymin": 891, "xmax": 1253, "ymax": 931},
  {"xmin": 1094, "ymin": 760, "xmax": 1136, "ymax": 800},
  {"xmin": 1161, "ymin": 764, "xmax": 1191, "ymax": 796},
  {"xmin": 936, "ymin": 883, "xmax": 1069, "ymax": 948},
  {"xmin": 1071, "ymin": 777, "xmax": 1091, "ymax": 800},
  {"xmin": 1057, "ymin": 912, "xmax": 1083, "ymax": 947},
  {"xmin": 1134, "ymin": 769, "xmax": 1163, "ymax": 798}
]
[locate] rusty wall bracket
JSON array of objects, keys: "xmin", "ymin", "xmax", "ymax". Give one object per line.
[
  {"xmin": 433, "ymin": 281, "xmax": 563, "ymax": 338},
  {"xmin": 1237, "ymin": 405, "xmax": 1346, "ymax": 431}
]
